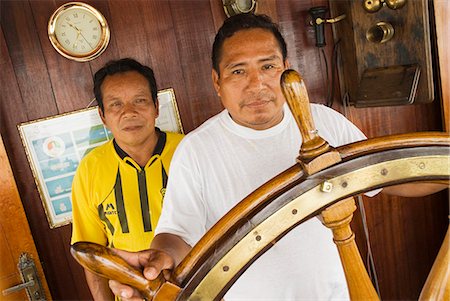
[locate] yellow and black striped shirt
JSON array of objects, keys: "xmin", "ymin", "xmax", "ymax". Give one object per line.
[{"xmin": 71, "ymin": 130, "xmax": 183, "ymax": 252}]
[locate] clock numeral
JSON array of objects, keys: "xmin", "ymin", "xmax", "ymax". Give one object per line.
[
  {"xmin": 65, "ymin": 17, "xmax": 70, "ymax": 21},
  {"xmin": 73, "ymin": 13, "xmax": 78, "ymax": 18},
  {"xmin": 89, "ymin": 19, "xmax": 94, "ymax": 23},
  {"xmin": 61, "ymin": 32, "xmax": 66, "ymax": 36},
  {"xmin": 65, "ymin": 39, "xmax": 70, "ymax": 45},
  {"xmin": 93, "ymin": 27, "xmax": 98, "ymax": 31},
  {"xmin": 92, "ymin": 35, "xmax": 98, "ymax": 40},
  {"xmin": 62, "ymin": 24, "xmax": 66, "ymax": 28}
]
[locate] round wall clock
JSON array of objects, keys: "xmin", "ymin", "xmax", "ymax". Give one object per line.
[
  {"xmin": 48, "ymin": 2, "xmax": 110, "ymax": 62},
  {"xmin": 223, "ymin": 0, "xmax": 257, "ymax": 17}
]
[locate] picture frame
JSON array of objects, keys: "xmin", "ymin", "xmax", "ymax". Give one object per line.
[{"xmin": 18, "ymin": 88, "xmax": 183, "ymax": 228}]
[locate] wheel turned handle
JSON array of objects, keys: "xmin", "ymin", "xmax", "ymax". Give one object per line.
[
  {"xmin": 71, "ymin": 242, "xmax": 165, "ymax": 300},
  {"xmin": 281, "ymin": 69, "xmax": 330, "ymax": 161}
]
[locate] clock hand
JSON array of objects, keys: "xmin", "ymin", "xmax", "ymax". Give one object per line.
[
  {"xmin": 73, "ymin": 31, "xmax": 80, "ymax": 48},
  {"xmin": 66, "ymin": 21, "xmax": 78, "ymax": 31},
  {"xmin": 66, "ymin": 21, "xmax": 94, "ymax": 50},
  {"xmin": 78, "ymin": 31, "xmax": 94, "ymax": 50}
]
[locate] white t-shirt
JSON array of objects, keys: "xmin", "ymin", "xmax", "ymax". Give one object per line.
[{"xmin": 156, "ymin": 104, "xmax": 367, "ymax": 300}]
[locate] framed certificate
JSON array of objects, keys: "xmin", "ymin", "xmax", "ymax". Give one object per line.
[{"xmin": 18, "ymin": 88, "xmax": 182, "ymax": 228}]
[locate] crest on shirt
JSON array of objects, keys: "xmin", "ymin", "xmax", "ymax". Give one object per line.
[{"xmin": 104, "ymin": 203, "xmax": 117, "ymax": 215}]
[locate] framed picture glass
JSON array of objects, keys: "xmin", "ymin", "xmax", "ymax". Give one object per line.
[{"xmin": 18, "ymin": 88, "xmax": 182, "ymax": 228}]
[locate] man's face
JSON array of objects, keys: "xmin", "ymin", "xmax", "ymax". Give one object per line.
[
  {"xmin": 212, "ymin": 28, "xmax": 287, "ymax": 130},
  {"xmin": 99, "ymin": 71, "xmax": 159, "ymax": 151}
]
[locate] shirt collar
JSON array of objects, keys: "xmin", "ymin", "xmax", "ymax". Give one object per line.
[{"xmin": 113, "ymin": 127, "xmax": 166, "ymax": 167}]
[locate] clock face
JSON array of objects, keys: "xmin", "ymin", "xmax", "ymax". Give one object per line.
[
  {"xmin": 54, "ymin": 7, "xmax": 102, "ymax": 55},
  {"xmin": 48, "ymin": 2, "xmax": 110, "ymax": 61}
]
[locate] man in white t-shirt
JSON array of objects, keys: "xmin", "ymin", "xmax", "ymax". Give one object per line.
[{"xmin": 109, "ymin": 13, "xmax": 445, "ymax": 301}]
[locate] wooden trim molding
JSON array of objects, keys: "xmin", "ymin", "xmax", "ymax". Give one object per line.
[{"xmin": 434, "ymin": 0, "xmax": 450, "ymax": 132}]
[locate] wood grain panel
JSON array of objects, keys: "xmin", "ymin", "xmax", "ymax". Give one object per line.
[
  {"xmin": 106, "ymin": 0, "xmax": 193, "ymax": 131},
  {"xmin": 1, "ymin": 2, "xmax": 81, "ymax": 299},
  {"xmin": 29, "ymin": 1, "xmax": 93, "ymax": 113},
  {"xmin": 276, "ymin": 0, "xmax": 336, "ymax": 106},
  {"xmin": 361, "ymin": 192, "xmax": 448, "ymax": 299},
  {"xmin": 0, "ymin": 135, "xmax": 52, "ymax": 301},
  {"xmin": 168, "ymin": 0, "xmax": 222, "ymax": 130},
  {"xmin": 434, "ymin": 0, "xmax": 450, "ymax": 131},
  {"xmin": 1, "ymin": 0, "xmax": 57, "ymax": 120}
]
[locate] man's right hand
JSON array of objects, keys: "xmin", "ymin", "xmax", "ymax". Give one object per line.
[{"xmin": 108, "ymin": 248, "xmax": 175, "ymax": 300}]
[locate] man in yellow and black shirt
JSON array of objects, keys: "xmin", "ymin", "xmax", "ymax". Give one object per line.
[{"xmin": 71, "ymin": 58, "xmax": 183, "ymax": 300}]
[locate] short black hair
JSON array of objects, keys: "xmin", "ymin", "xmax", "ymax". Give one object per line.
[
  {"xmin": 93, "ymin": 58, "xmax": 158, "ymax": 112},
  {"xmin": 212, "ymin": 13, "xmax": 287, "ymax": 75}
]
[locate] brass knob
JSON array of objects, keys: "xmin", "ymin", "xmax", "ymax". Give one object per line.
[
  {"xmin": 363, "ymin": 0, "xmax": 383, "ymax": 13},
  {"xmin": 366, "ymin": 21, "xmax": 394, "ymax": 44},
  {"xmin": 363, "ymin": 0, "xmax": 407, "ymax": 12},
  {"xmin": 385, "ymin": 0, "xmax": 406, "ymax": 10}
]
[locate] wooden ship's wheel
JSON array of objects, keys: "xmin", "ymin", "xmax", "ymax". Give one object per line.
[{"xmin": 71, "ymin": 70, "xmax": 450, "ymax": 301}]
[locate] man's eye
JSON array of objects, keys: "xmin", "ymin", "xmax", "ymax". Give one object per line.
[
  {"xmin": 232, "ymin": 69, "xmax": 244, "ymax": 75},
  {"xmin": 262, "ymin": 64, "xmax": 275, "ymax": 70},
  {"xmin": 110, "ymin": 102, "xmax": 122, "ymax": 108},
  {"xmin": 136, "ymin": 98, "xmax": 147, "ymax": 104}
]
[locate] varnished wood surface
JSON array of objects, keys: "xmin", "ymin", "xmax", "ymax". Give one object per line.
[
  {"xmin": 332, "ymin": 0, "xmax": 434, "ymax": 105},
  {"xmin": 434, "ymin": 0, "xmax": 450, "ymax": 132},
  {"xmin": 419, "ymin": 226, "xmax": 450, "ymax": 300},
  {"xmin": 0, "ymin": 135, "xmax": 52, "ymax": 300},
  {"xmin": 0, "ymin": 0, "xmax": 448, "ymax": 299},
  {"xmin": 321, "ymin": 198, "xmax": 379, "ymax": 300},
  {"xmin": 281, "ymin": 70, "xmax": 331, "ymax": 161},
  {"xmin": 71, "ymin": 242, "xmax": 166, "ymax": 300}
]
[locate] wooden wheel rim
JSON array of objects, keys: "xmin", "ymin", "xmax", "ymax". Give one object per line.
[{"xmin": 176, "ymin": 146, "xmax": 449, "ymax": 300}]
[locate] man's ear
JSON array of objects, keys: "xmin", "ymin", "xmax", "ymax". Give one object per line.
[
  {"xmin": 212, "ymin": 69, "xmax": 221, "ymax": 97},
  {"xmin": 154, "ymin": 99, "xmax": 159, "ymax": 118},
  {"xmin": 284, "ymin": 59, "xmax": 290, "ymax": 69},
  {"xmin": 98, "ymin": 107, "xmax": 108, "ymax": 127}
]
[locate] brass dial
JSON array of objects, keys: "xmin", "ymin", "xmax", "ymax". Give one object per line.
[
  {"xmin": 223, "ymin": 0, "xmax": 257, "ymax": 17},
  {"xmin": 48, "ymin": 2, "xmax": 110, "ymax": 62}
]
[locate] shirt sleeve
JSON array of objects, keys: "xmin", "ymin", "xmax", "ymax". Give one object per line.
[
  {"xmin": 155, "ymin": 139, "xmax": 208, "ymax": 247},
  {"xmin": 70, "ymin": 158, "xmax": 108, "ymax": 246}
]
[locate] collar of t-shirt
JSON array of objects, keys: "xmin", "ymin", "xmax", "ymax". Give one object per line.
[
  {"xmin": 113, "ymin": 127, "xmax": 166, "ymax": 168},
  {"xmin": 220, "ymin": 103, "xmax": 293, "ymax": 139}
]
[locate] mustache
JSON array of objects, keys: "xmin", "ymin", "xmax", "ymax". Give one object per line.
[{"xmin": 240, "ymin": 91, "xmax": 275, "ymax": 106}]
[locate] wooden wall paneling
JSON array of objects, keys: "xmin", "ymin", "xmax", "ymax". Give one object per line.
[
  {"xmin": 256, "ymin": 0, "xmax": 279, "ymax": 20},
  {"xmin": 83, "ymin": 0, "xmax": 121, "ymax": 74},
  {"xmin": 209, "ymin": 0, "xmax": 227, "ymax": 31},
  {"xmin": 1, "ymin": 1, "xmax": 58, "ymax": 120},
  {"xmin": 29, "ymin": 0, "xmax": 94, "ymax": 114},
  {"xmin": 106, "ymin": 0, "xmax": 192, "ymax": 131},
  {"xmin": 434, "ymin": 0, "xmax": 450, "ymax": 132},
  {"xmin": 345, "ymin": 103, "xmax": 442, "ymax": 139},
  {"xmin": 362, "ymin": 192, "xmax": 448, "ymax": 299},
  {"xmin": 1, "ymin": 1, "xmax": 89, "ymax": 299},
  {"xmin": 0, "ymin": 27, "xmax": 28, "ymax": 142},
  {"xmin": 275, "ymin": 0, "xmax": 334, "ymax": 106},
  {"xmin": 168, "ymin": 0, "xmax": 222, "ymax": 131}
]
